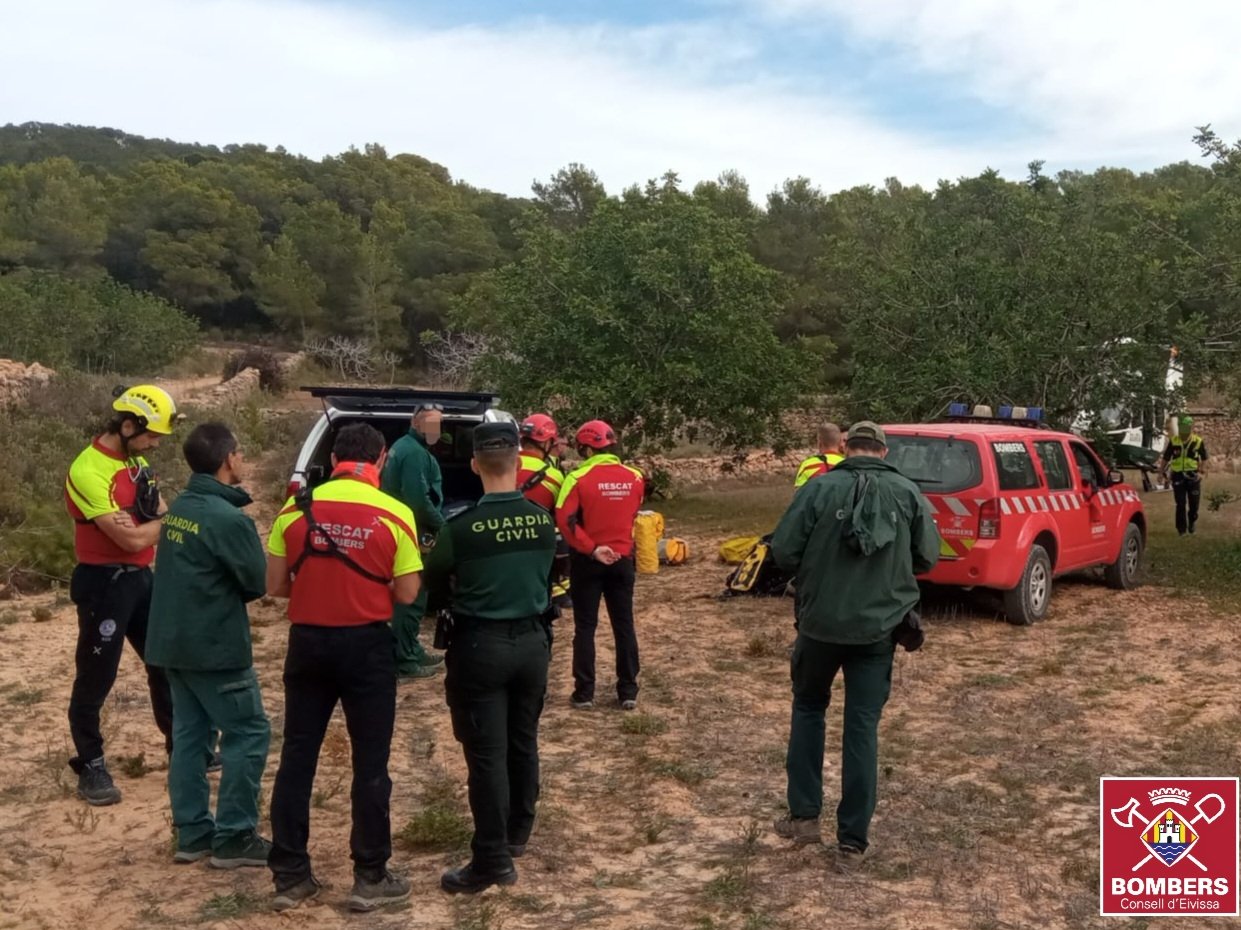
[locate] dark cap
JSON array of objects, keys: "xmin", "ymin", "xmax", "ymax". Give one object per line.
[
  {"xmin": 847, "ymin": 420, "xmax": 887, "ymax": 446},
  {"xmin": 473, "ymin": 421, "xmax": 520, "ymax": 451}
]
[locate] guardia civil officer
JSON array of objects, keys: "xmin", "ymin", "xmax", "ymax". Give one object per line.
[
  {"xmin": 381, "ymin": 402, "xmax": 446, "ymax": 678},
  {"xmin": 770, "ymin": 422, "xmax": 940, "ymax": 870},
  {"xmin": 64, "ymin": 385, "xmax": 178, "ymax": 806},
  {"xmin": 555, "ymin": 421, "xmax": 645, "ymax": 710},
  {"xmin": 424, "ymin": 421, "xmax": 557, "ymax": 895}
]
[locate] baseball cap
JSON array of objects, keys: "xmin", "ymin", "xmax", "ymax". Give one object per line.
[
  {"xmin": 473, "ymin": 421, "xmax": 520, "ymax": 451},
  {"xmin": 847, "ymin": 421, "xmax": 887, "ymax": 447}
]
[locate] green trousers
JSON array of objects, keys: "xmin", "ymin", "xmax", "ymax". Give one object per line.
[
  {"xmin": 166, "ymin": 667, "xmax": 271, "ymax": 849},
  {"xmin": 392, "ymin": 588, "xmax": 429, "ymax": 673},
  {"xmin": 785, "ymin": 635, "xmax": 894, "ymax": 851}
]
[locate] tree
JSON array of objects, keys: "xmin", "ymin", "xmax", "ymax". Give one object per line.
[
  {"xmin": 827, "ymin": 171, "xmax": 1175, "ymax": 424},
  {"xmin": 253, "ymin": 235, "xmax": 327, "ymax": 339},
  {"xmin": 461, "ymin": 182, "xmax": 808, "ymax": 450},
  {"xmin": 531, "ymin": 163, "xmax": 606, "ymax": 230},
  {"xmin": 0, "ymin": 158, "xmax": 107, "ymax": 275}
]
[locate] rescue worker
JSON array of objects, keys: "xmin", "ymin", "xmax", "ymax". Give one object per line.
[
  {"xmin": 793, "ymin": 423, "xmax": 845, "ymax": 489},
  {"xmin": 769, "ymin": 421, "xmax": 939, "ymax": 869},
  {"xmin": 147, "ymin": 423, "xmax": 271, "ymax": 868},
  {"xmin": 266, "ymin": 424, "xmax": 422, "ymax": 912},
  {"xmin": 424, "ymin": 421, "xmax": 557, "ymax": 894},
  {"xmin": 64, "ymin": 384, "xmax": 178, "ymax": 806},
  {"xmin": 1161, "ymin": 414, "xmax": 1208, "ymax": 536},
  {"xmin": 555, "ymin": 421, "xmax": 645, "ymax": 710},
  {"xmin": 380, "ymin": 403, "xmax": 446, "ymax": 679},
  {"xmin": 518, "ymin": 413, "xmax": 570, "ymax": 608}
]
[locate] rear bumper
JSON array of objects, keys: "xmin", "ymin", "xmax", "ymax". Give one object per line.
[{"xmin": 919, "ymin": 540, "xmax": 1018, "ymax": 590}]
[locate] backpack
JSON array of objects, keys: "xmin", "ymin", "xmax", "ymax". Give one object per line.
[{"xmin": 723, "ymin": 534, "xmax": 793, "ymax": 597}]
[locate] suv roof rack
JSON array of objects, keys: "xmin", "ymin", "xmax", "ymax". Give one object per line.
[{"xmin": 302, "ymin": 386, "xmax": 500, "ymax": 415}]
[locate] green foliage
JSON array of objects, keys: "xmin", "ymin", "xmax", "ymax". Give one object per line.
[
  {"xmin": 0, "ymin": 270, "xmax": 198, "ymax": 373},
  {"xmin": 464, "ymin": 178, "xmax": 811, "ymax": 451},
  {"xmin": 223, "ymin": 347, "xmax": 285, "ymax": 392},
  {"xmin": 396, "ymin": 804, "xmax": 472, "ymax": 852}
]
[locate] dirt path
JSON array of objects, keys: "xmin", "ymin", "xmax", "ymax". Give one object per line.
[{"xmin": 2, "ymin": 517, "xmax": 1238, "ymax": 930}]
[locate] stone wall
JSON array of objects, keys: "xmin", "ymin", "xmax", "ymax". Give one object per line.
[
  {"xmin": 190, "ymin": 367, "xmax": 261, "ymax": 408},
  {"xmin": 1192, "ymin": 412, "xmax": 1241, "ymax": 473},
  {"xmin": 0, "ymin": 359, "xmax": 55, "ymax": 409}
]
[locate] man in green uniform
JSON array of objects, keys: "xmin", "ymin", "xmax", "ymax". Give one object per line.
[
  {"xmin": 423, "ymin": 421, "xmax": 557, "ymax": 895},
  {"xmin": 381, "ymin": 403, "xmax": 446, "ymax": 678},
  {"xmin": 769, "ymin": 421, "xmax": 939, "ymax": 869},
  {"xmin": 1160, "ymin": 414, "xmax": 1209, "ymax": 536},
  {"xmin": 147, "ymin": 423, "xmax": 271, "ymax": 868}
]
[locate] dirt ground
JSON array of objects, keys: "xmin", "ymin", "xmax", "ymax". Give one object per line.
[{"xmin": 1, "ymin": 479, "xmax": 1239, "ymax": 930}]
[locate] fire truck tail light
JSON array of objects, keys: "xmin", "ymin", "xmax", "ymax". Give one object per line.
[{"xmin": 979, "ymin": 499, "xmax": 1001, "ymax": 539}]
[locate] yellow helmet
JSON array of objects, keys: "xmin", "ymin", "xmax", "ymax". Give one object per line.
[{"xmin": 112, "ymin": 384, "xmax": 179, "ymax": 436}]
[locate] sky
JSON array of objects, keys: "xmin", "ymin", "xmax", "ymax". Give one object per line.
[{"xmin": 3, "ymin": 0, "xmax": 1240, "ymax": 199}]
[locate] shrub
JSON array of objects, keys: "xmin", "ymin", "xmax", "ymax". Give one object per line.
[{"xmin": 223, "ymin": 347, "xmax": 285, "ymax": 393}]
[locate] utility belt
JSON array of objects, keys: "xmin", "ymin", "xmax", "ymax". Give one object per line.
[
  {"xmin": 77, "ymin": 562, "xmax": 149, "ymax": 582},
  {"xmin": 434, "ymin": 604, "xmax": 560, "ymax": 651}
]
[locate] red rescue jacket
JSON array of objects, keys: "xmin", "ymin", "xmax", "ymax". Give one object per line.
[{"xmin": 555, "ymin": 454, "xmax": 644, "ymax": 556}]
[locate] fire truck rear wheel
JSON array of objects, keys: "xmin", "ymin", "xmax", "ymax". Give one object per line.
[{"xmin": 1003, "ymin": 544, "xmax": 1052, "ymax": 625}]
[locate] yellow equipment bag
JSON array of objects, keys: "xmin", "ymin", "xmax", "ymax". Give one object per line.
[
  {"xmin": 633, "ymin": 511, "xmax": 665, "ymax": 575},
  {"xmin": 658, "ymin": 537, "xmax": 690, "ymax": 565},
  {"xmin": 718, "ymin": 535, "xmax": 761, "ymax": 565}
]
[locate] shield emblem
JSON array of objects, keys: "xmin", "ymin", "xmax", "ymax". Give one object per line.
[{"xmin": 1141, "ymin": 808, "xmax": 1200, "ymax": 866}]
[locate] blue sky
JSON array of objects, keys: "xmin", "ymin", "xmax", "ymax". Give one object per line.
[{"xmin": 4, "ymin": 0, "xmax": 1239, "ymax": 198}]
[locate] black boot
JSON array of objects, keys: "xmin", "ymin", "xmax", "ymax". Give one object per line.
[
  {"xmin": 77, "ymin": 757, "xmax": 122, "ymax": 806},
  {"xmin": 440, "ymin": 863, "xmax": 518, "ymax": 895}
]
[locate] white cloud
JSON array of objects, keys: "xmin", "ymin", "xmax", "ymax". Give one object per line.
[
  {"xmin": 753, "ymin": 0, "xmax": 1241, "ymax": 166},
  {"xmin": 1, "ymin": 0, "xmax": 1009, "ymax": 198}
]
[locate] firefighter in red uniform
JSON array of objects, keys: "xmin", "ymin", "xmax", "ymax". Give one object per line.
[
  {"xmin": 519, "ymin": 414, "xmax": 570, "ymax": 608},
  {"xmin": 555, "ymin": 421, "xmax": 644, "ymax": 710}
]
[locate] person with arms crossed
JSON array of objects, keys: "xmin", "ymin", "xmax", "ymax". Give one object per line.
[{"xmin": 63, "ymin": 384, "xmax": 178, "ymax": 806}]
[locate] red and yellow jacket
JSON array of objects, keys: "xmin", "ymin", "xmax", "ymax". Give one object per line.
[
  {"xmin": 794, "ymin": 452, "xmax": 844, "ymax": 489},
  {"xmin": 65, "ymin": 440, "xmax": 154, "ymax": 567},
  {"xmin": 555, "ymin": 454, "xmax": 644, "ymax": 557},
  {"xmin": 268, "ymin": 462, "xmax": 422, "ymax": 626},
  {"xmin": 517, "ymin": 453, "xmax": 565, "ymax": 512}
]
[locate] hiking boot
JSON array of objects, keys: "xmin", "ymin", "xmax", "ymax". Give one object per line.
[
  {"xmin": 349, "ymin": 869, "xmax": 411, "ymax": 911},
  {"xmin": 173, "ymin": 834, "xmax": 214, "ymax": 864},
  {"xmin": 419, "ymin": 653, "xmax": 445, "ymax": 668},
  {"xmin": 440, "ymin": 863, "xmax": 518, "ymax": 895},
  {"xmin": 77, "ymin": 758, "xmax": 121, "ymax": 806},
  {"xmin": 273, "ymin": 875, "xmax": 323, "ymax": 912},
  {"xmin": 570, "ymin": 696, "xmax": 594, "ymax": 710},
  {"xmin": 773, "ymin": 816, "xmax": 821, "ymax": 845},
  {"xmin": 398, "ymin": 665, "xmax": 439, "ymax": 681},
  {"xmin": 619, "ymin": 698, "xmax": 637, "ymax": 711},
  {"xmin": 508, "ymin": 844, "xmax": 527, "ymax": 859},
  {"xmin": 209, "ymin": 831, "xmax": 272, "ymax": 869},
  {"xmin": 834, "ymin": 844, "xmax": 867, "ymax": 874}
]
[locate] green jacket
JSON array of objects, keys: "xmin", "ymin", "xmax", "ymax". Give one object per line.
[
  {"xmin": 423, "ymin": 491, "xmax": 556, "ymax": 620},
  {"xmin": 381, "ymin": 429, "xmax": 444, "ymax": 537},
  {"xmin": 147, "ymin": 475, "xmax": 267, "ymax": 671},
  {"xmin": 771, "ymin": 456, "xmax": 940, "ymax": 645}
]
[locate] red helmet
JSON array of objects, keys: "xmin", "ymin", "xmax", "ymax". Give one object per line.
[
  {"xmin": 575, "ymin": 419, "xmax": 616, "ymax": 450},
  {"xmin": 520, "ymin": 413, "xmax": 558, "ymax": 444}
]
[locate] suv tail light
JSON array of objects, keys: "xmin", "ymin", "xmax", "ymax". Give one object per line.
[{"xmin": 978, "ymin": 498, "xmax": 1001, "ymax": 539}]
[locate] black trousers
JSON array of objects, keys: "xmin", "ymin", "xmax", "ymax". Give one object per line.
[
  {"xmin": 445, "ymin": 616, "xmax": 550, "ymax": 873},
  {"xmin": 569, "ymin": 554, "xmax": 639, "ymax": 703},
  {"xmin": 269, "ymin": 623, "xmax": 396, "ymax": 889},
  {"xmin": 67, "ymin": 564, "xmax": 173, "ymax": 769},
  {"xmin": 1171, "ymin": 473, "xmax": 1201, "ymax": 534}
]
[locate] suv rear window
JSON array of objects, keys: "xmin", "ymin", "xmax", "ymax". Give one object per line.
[
  {"xmin": 886, "ymin": 435, "xmax": 983, "ymax": 493},
  {"xmin": 992, "ymin": 441, "xmax": 1040, "ymax": 491}
]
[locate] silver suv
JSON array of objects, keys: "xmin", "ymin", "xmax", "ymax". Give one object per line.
[{"xmin": 287, "ymin": 386, "xmax": 516, "ymax": 518}]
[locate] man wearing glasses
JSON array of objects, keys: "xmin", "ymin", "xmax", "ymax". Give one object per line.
[{"xmin": 381, "ymin": 403, "xmax": 446, "ymax": 679}]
